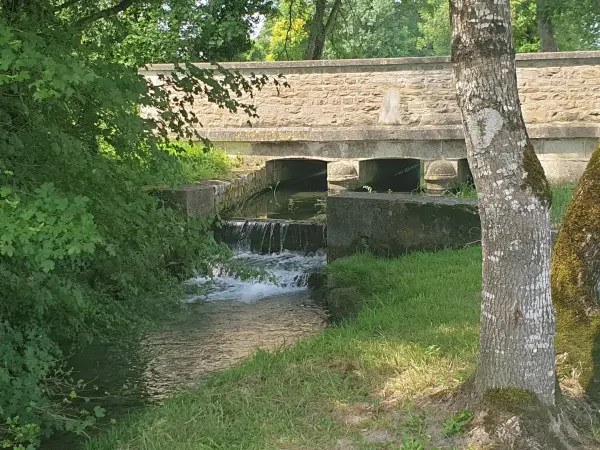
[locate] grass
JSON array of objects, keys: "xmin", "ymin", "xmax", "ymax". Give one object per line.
[
  {"xmin": 84, "ymin": 245, "xmax": 600, "ymax": 449},
  {"xmin": 550, "ymin": 184, "xmax": 576, "ymax": 227},
  {"xmin": 450, "ymin": 183, "xmax": 575, "ymax": 227},
  {"xmin": 169, "ymin": 142, "xmax": 237, "ymax": 182},
  {"xmin": 85, "ymin": 248, "xmax": 483, "ymax": 450}
]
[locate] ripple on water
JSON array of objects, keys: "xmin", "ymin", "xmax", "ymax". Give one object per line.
[
  {"xmin": 188, "ymin": 250, "xmax": 326, "ymax": 303},
  {"xmin": 142, "ymin": 292, "xmax": 327, "ymax": 399}
]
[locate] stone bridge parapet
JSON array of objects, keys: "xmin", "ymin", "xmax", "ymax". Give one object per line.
[{"xmin": 142, "ymin": 52, "xmax": 600, "ymax": 184}]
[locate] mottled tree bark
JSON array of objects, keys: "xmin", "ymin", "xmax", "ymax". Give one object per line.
[
  {"xmin": 304, "ymin": 0, "xmax": 342, "ymax": 60},
  {"xmin": 451, "ymin": 0, "xmax": 556, "ymax": 405},
  {"xmin": 552, "ymin": 142, "xmax": 600, "ymax": 394},
  {"xmin": 536, "ymin": 0, "xmax": 559, "ymax": 52}
]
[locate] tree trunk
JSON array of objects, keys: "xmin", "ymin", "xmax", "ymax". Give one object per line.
[
  {"xmin": 536, "ymin": 0, "xmax": 559, "ymax": 52},
  {"xmin": 451, "ymin": 0, "xmax": 556, "ymax": 405},
  {"xmin": 304, "ymin": 0, "xmax": 342, "ymax": 60},
  {"xmin": 552, "ymin": 141, "xmax": 600, "ymax": 396}
]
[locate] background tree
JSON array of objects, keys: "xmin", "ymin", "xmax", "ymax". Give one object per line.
[
  {"xmin": 450, "ymin": 0, "xmax": 556, "ymax": 404},
  {"xmin": 536, "ymin": 0, "xmax": 559, "ymax": 51},
  {"xmin": 552, "ymin": 0, "xmax": 600, "ymax": 51},
  {"xmin": 62, "ymin": 0, "xmax": 273, "ymax": 65},
  {"xmin": 251, "ymin": 0, "xmax": 599, "ymax": 60},
  {"xmin": 304, "ymin": 0, "xmax": 342, "ymax": 59},
  {"xmin": 327, "ymin": 0, "xmax": 425, "ymax": 59},
  {"xmin": 249, "ymin": 0, "xmax": 311, "ymax": 61}
]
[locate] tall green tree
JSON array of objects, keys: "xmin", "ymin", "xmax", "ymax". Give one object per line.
[
  {"xmin": 419, "ymin": 0, "xmax": 539, "ymax": 55},
  {"xmin": 553, "ymin": 0, "xmax": 600, "ymax": 51},
  {"xmin": 253, "ymin": 0, "xmax": 598, "ymax": 60},
  {"xmin": 0, "ymin": 1, "xmax": 279, "ymax": 447},
  {"xmin": 327, "ymin": 0, "xmax": 426, "ymax": 58},
  {"xmin": 536, "ymin": 0, "xmax": 559, "ymax": 51},
  {"xmin": 304, "ymin": 0, "xmax": 343, "ymax": 59},
  {"xmin": 253, "ymin": 0, "xmax": 428, "ymax": 60}
]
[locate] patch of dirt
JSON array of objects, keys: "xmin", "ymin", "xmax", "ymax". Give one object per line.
[
  {"xmin": 362, "ymin": 430, "xmax": 396, "ymax": 443},
  {"xmin": 333, "ymin": 438, "xmax": 357, "ymax": 450},
  {"xmin": 332, "ymin": 412, "xmax": 371, "ymax": 426}
]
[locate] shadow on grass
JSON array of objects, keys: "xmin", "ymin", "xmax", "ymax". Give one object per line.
[{"xmin": 83, "ymin": 247, "xmax": 484, "ymax": 450}]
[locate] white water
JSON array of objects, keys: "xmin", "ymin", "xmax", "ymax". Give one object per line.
[{"xmin": 188, "ymin": 250, "xmax": 326, "ymax": 303}]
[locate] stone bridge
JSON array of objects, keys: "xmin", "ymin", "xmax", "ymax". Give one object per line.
[{"xmin": 143, "ymin": 52, "xmax": 600, "ymax": 190}]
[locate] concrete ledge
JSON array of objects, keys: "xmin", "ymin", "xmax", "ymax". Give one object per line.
[
  {"xmin": 204, "ymin": 124, "xmax": 600, "ymax": 143},
  {"xmin": 157, "ymin": 170, "xmax": 268, "ymax": 216},
  {"xmin": 158, "ymin": 183, "xmax": 220, "ymax": 217},
  {"xmin": 327, "ymin": 192, "xmax": 481, "ymax": 261},
  {"xmin": 143, "ymin": 51, "xmax": 600, "ymax": 75}
]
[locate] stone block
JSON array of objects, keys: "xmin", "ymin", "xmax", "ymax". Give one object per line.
[
  {"xmin": 327, "ymin": 192, "xmax": 480, "ymax": 261},
  {"xmin": 159, "ymin": 183, "xmax": 219, "ymax": 217}
]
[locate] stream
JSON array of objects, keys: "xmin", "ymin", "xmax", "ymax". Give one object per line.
[
  {"xmin": 68, "ymin": 250, "xmax": 327, "ymax": 400},
  {"xmin": 44, "ymin": 167, "xmax": 425, "ymax": 448},
  {"xmin": 47, "ymin": 237, "xmax": 327, "ymax": 449}
]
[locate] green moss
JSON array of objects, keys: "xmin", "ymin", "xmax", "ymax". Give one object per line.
[
  {"xmin": 553, "ymin": 141, "xmax": 600, "ymax": 313},
  {"xmin": 552, "ymin": 140, "xmax": 600, "ymax": 398},
  {"xmin": 483, "ymin": 388, "xmax": 540, "ymax": 412},
  {"xmin": 522, "ymin": 142, "xmax": 552, "ymax": 206}
]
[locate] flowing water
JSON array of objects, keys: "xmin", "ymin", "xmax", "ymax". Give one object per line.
[
  {"xmin": 46, "ymin": 172, "xmax": 333, "ymax": 448},
  {"xmin": 226, "ymin": 187, "xmax": 328, "ymax": 221},
  {"xmin": 66, "ymin": 250, "xmax": 327, "ymax": 402},
  {"xmin": 217, "ymin": 218, "xmax": 326, "ymax": 253},
  {"xmin": 47, "ymin": 232, "xmax": 327, "ymax": 449}
]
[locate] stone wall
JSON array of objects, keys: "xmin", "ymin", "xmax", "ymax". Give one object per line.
[
  {"xmin": 143, "ymin": 52, "xmax": 600, "ymax": 130},
  {"xmin": 159, "ymin": 168, "xmax": 268, "ymax": 217}
]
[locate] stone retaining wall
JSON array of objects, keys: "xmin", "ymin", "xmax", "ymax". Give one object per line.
[{"xmin": 159, "ymin": 168, "xmax": 268, "ymax": 217}]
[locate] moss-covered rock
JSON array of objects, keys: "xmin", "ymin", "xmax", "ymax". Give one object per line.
[
  {"xmin": 552, "ymin": 140, "xmax": 600, "ymax": 398},
  {"xmin": 322, "ymin": 287, "xmax": 365, "ymax": 323}
]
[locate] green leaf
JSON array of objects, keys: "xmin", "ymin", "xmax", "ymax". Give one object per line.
[
  {"xmin": 93, "ymin": 406, "xmax": 106, "ymax": 418},
  {"xmin": 40, "ymin": 260, "xmax": 55, "ymax": 273}
]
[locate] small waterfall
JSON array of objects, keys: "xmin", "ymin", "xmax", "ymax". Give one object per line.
[
  {"xmin": 189, "ymin": 251, "xmax": 326, "ymax": 303},
  {"xmin": 279, "ymin": 222, "xmax": 289, "ymax": 253},
  {"xmin": 204, "ymin": 219, "xmax": 327, "ymax": 303},
  {"xmin": 216, "ymin": 219, "xmax": 326, "ymax": 254}
]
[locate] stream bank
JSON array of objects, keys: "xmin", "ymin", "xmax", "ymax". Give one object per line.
[{"xmin": 83, "ymin": 248, "xmax": 486, "ymax": 450}]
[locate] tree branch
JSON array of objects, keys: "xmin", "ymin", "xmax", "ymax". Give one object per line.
[
  {"xmin": 281, "ymin": 0, "xmax": 295, "ymax": 60},
  {"xmin": 75, "ymin": 0, "xmax": 140, "ymax": 27},
  {"xmin": 324, "ymin": 0, "xmax": 342, "ymax": 35}
]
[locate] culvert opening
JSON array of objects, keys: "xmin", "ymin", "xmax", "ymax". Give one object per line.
[
  {"xmin": 267, "ymin": 159, "xmax": 328, "ymax": 191},
  {"xmin": 359, "ymin": 158, "xmax": 421, "ymax": 192}
]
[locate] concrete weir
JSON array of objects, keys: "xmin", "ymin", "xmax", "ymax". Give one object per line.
[
  {"xmin": 217, "ymin": 219, "xmax": 326, "ymax": 253},
  {"xmin": 327, "ymin": 192, "xmax": 481, "ymax": 261}
]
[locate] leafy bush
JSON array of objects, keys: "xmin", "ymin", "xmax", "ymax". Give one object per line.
[
  {"xmin": 0, "ymin": 2, "xmax": 279, "ymax": 447},
  {"xmin": 168, "ymin": 142, "xmax": 237, "ymax": 182}
]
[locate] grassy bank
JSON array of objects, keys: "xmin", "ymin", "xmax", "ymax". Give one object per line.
[
  {"xmin": 86, "ymin": 248, "xmax": 483, "ymax": 450},
  {"xmin": 450, "ymin": 183, "xmax": 574, "ymax": 226}
]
